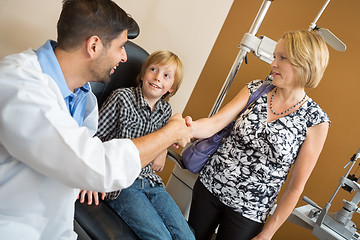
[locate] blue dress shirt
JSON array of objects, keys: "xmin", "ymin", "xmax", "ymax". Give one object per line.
[{"xmin": 36, "ymin": 40, "xmax": 90, "ymax": 126}]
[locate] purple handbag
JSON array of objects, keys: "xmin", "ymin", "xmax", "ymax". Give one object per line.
[{"xmin": 182, "ymin": 80, "xmax": 275, "ymax": 174}]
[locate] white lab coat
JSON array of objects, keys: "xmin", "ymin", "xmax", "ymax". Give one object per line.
[{"xmin": 0, "ymin": 49, "xmax": 142, "ymax": 239}]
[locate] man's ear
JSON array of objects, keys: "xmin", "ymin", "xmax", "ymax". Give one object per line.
[{"xmin": 86, "ymin": 36, "xmax": 103, "ymax": 58}]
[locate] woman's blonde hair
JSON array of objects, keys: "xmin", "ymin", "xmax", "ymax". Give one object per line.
[
  {"xmin": 136, "ymin": 50, "xmax": 184, "ymax": 101},
  {"xmin": 282, "ymin": 30, "xmax": 329, "ymax": 88}
]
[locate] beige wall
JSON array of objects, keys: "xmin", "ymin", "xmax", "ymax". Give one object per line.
[
  {"xmin": 0, "ymin": 0, "xmax": 61, "ymax": 55},
  {"xmin": 182, "ymin": 0, "xmax": 360, "ymax": 239}
]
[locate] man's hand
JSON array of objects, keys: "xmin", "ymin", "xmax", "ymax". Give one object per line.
[
  {"xmin": 132, "ymin": 113, "xmax": 193, "ymax": 168},
  {"xmin": 167, "ymin": 113, "xmax": 193, "ymax": 148},
  {"xmin": 78, "ymin": 190, "xmax": 106, "ymax": 205}
]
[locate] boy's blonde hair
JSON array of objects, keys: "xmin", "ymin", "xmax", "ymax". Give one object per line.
[
  {"xmin": 136, "ymin": 50, "xmax": 184, "ymax": 102},
  {"xmin": 282, "ymin": 30, "xmax": 329, "ymax": 88}
]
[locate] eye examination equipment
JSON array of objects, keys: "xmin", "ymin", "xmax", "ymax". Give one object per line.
[
  {"xmin": 209, "ymin": 0, "xmax": 276, "ymax": 117},
  {"xmin": 289, "ymin": 148, "xmax": 360, "ymax": 240},
  {"xmin": 308, "ymin": 0, "xmax": 346, "ymax": 52},
  {"xmin": 166, "ymin": 0, "xmax": 347, "ymax": 229}
]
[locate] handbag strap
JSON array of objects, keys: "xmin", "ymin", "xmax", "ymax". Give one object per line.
[{"xmin": 239, "ymin": 79, "xmax": 275, "ymax": 115}]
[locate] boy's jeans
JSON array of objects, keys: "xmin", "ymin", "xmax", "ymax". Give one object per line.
[{"xmin": 106, "ymin": 178, "xmax": 195, "ymax": 240}]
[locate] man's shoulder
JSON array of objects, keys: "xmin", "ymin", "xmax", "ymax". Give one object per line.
[
  {"xmin": 1, "ymin": 49, "xmax": 40, "ymax": 72},
  {"xmin": 0, "ymin": 49, "xmax": 52, "ymax": 88}
]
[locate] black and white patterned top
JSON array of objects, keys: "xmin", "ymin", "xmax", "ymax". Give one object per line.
[
  {"xmin": 96, "ymin": 85, "xmax": 172, "ymax": 200},
  {"xmin": 199, "ymin": 79, "xmax": 330, "ymax": 223}
]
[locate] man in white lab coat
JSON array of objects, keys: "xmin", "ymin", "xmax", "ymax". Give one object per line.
[{"xmin": 0, "ymin": 0, "xmax": 192, "ymax": 239}]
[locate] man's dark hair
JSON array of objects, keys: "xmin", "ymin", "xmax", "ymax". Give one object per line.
[{"xmin": 57, "ymin": 0, "xmax": 136, "ymax": 50}]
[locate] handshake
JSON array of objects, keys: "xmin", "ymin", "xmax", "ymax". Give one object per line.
[{"xmin": 166, "ymin": 113, "xmax": 194, "ymax": 149}]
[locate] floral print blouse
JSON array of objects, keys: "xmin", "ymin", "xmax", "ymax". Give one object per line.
[{"xmin": 199, "ymin": 79, "xmax": 330, "ymax": 223}]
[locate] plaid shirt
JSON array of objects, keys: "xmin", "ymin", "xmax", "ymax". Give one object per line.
[{"xmin": 96, "ymin": 85, "xmax": 172, "ymax": 200}]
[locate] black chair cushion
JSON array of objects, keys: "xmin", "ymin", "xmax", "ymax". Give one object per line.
[{"xmin": 75, "ymin": 200, "xmax": 139, "ymax": 240}]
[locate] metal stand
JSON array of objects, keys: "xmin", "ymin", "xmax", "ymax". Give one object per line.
[
  {"xmin": 209, "ymin": 0, "xmax": 276, "ymax": 117},
  {"xmin": 308, "ymin": 0, "xmax": 346, "ymax": 52}
]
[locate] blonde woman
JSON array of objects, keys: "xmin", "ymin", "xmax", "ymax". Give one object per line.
[{"xmin": 187, "ymin": 30, "xmax": 330, "ymax": 240}]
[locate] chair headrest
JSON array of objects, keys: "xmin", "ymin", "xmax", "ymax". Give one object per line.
[{"xmin": 127, "ymin": 21, "xmax": 140, "ymax": 40}]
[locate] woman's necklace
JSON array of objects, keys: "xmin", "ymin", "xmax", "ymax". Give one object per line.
[{"xmin": 270, "ymin": 87, "xmax": 307, "ymax": 115}]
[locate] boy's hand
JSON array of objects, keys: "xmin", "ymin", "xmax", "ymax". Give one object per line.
[
  {"xmin": 78, "ymin": 190, "xmax": 106, "ymax": 205},
  {"xmin": 151, "ymin": 150, "xmax": 167, "ymax": 172}
]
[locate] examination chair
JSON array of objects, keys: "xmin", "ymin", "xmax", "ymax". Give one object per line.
[{"xmin": 74, "ymin": 39, "xmax": 186, "ymax": 239}]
